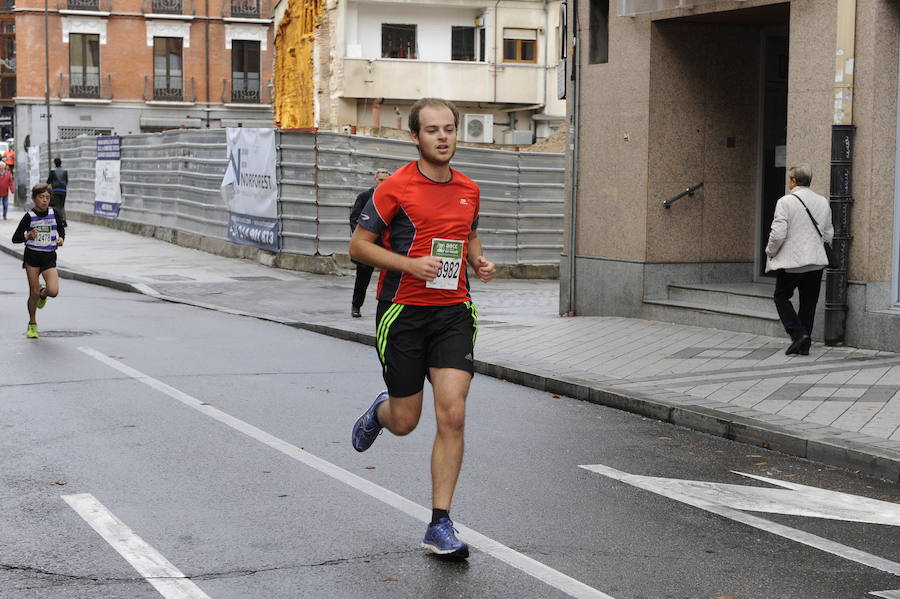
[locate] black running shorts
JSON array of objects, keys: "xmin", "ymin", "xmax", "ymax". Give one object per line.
[
  {"xmin": 375, "ymin": 300, "xmax": 478, "ymax": 398},
  {"xmin": 22, "ymin": 248, "xmax": 57, "ymax": 272}
]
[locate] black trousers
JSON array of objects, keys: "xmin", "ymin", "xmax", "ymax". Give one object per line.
[
  {"xmin": 352, "ymin": 262, "xmax": 374, "ymax": 309},
  {"xmin": 51, "ymin": 191, "xmax": 67, "ymax": 225},
  {"xmin": 773, "ymin": 268, "xmax": 824, "ymax": 341}
]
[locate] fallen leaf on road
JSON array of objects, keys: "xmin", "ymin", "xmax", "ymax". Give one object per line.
[
  {"xmin": 754, "ymin": 462, "xmax": 768, "ymax": 466},
  {"xmin": 277, "ymin": 494, "xmax": 288, "ymax": 498},
  {"xmin": 783, "ymin": 473, "xmax": 797, "ymax": 478},
  {"xmin": 53, "ymin": 481, "xmax": 66, "ymax": 486},
  {"xmin": 747, "ymin": 454, "xmax": 764, "ymax": 458},
  {"xmin": 365, "ymin": 466, "xmax": 376, "ymax": 470},
  {"xmin": 551, "ymin": 395, "xmax": 560, "ymax": 399},
  {"xmin": 123, "ymin": 424, "xmax": 136, "ymax": 428}
]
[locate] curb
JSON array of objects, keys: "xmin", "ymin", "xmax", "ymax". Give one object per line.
[{"xmin": 5, "ymin": 241, "xmax": 898, "ymax": 483}]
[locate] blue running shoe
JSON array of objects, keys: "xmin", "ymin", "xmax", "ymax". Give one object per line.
[
  {"xmin": 352, "ymin": 391, "xmax": 389, "ymax": 452},
  {"xmin": 421, "ymin": 517, "xmax": 469, "ymax": 558}
]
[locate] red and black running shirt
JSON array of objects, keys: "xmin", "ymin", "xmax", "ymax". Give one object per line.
[{"xmin": 358, "ymin": 160, "xmax": 480, "ymax": 306}]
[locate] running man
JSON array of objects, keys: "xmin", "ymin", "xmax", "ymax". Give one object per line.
[{"xmin": 348, "ymin": 97, "xmax": 496, "ymax": 559}]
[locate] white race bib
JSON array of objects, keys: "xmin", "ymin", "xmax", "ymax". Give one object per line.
[
  {"xmin": 34, "ymin": 225, "xmax": 53, "ymax": 246},
  {"xmin": 426, "ymin": 238, "xmax": 464, "ymax": 290}
]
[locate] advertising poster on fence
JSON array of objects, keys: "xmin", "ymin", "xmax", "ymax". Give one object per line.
[
  {"xmin": 94, "ymin": 136, "xmax": 122, "ymax": 219},
  {"xmin": 220, "ymin": 128, "xmax": 278, "ymax": 252},
  {"xmin": 28, "ymin": 147, "xmax": 40, "ymax": 190}
]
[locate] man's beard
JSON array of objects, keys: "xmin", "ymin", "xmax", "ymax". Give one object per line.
[{"xmin": 420, "ymin": 143, "xmax": 455, "ymax": 166}]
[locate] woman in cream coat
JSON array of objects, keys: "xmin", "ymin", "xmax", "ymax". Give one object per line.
[{"xmin": 765, "ymin": 163, "xmax": 834, "ymax": 355}]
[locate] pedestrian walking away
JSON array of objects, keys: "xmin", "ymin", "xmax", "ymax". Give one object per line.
[
  {"xmin": 349, "ymin": 167, "xmax": 391, "ymax": 318},
  {"xmin": 11, "ymin": 183, "xmax": 66, "ymax": 339},
  {"xmin": 0, "ymin": 160, "xmax": 12, "ymax": 220},
  {"xmin": 348, "ymin": 97, "xmax": 496, "ymax": 559},
  {"xmin": 47, "ymin": 157, "xmax": 69, "ymax": 227},
  {"xmin": 3, "ymin": 145, "xmax": 15, "ymax": 176},
  {"xmin": 765, "ymin": 163, "xmax": 833, "ymax": 355}
]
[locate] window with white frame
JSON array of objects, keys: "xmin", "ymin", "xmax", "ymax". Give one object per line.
[
  {"xmin": 451, "ymin": 26, "xmax": 475, "ymax": 61},
  {"xmin": 382, "ymin": 24, "xmax": 417, "ymax": 59}
]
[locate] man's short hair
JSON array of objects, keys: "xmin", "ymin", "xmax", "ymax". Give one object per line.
[
  {"xmin": 375, "ymin": 168, "xmax": 391, "ymax": 177},
  {"xmin": 408, "ymin": 98, "xmax": 459, "ymax": 135},
  {"xmin": 788, "ymin": 164, "xmax": 813, "ymax": 187},
  {"xmin": 54, "ymin": 157, "xmax": 62, "ymax": 167}
]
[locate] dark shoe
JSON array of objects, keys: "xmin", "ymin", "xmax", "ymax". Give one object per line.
[
  {"xmin": 351, "ymin": 307, "xmax": 361, "ymax": 318},
  {"xmin": 351, "ymin": 391, "xmax": 389, "ymax": 452},
  {"xmin": 421, "ymin": 517, "xmax": 469, "ymax": 558},
  {"xmin": 786, "ymin": 334, "xmax": 810, "ymax": 355},
  {"xmin": 799, "ymin": 339, "xmax": 812, "ymax": 355}
]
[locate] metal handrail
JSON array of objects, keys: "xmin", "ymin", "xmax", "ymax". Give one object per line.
[{"xmin": 663, "ymin": 182, "xmax": 704, "ymax": 209}]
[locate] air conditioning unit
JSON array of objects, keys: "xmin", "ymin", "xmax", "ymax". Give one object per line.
[{"xmin": 462, "ymin": 113, "xmax": 493, "ymax": 143}]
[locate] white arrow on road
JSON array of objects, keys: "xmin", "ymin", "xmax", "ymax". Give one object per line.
[
  {"xmin": 580, "ymin": 462, "xmax": 900, "ymax": 597},
  {"xmin": 582, "ymin": 466, "xmax": 900, "ymax": 526}
]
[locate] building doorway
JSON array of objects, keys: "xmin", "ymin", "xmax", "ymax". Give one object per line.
[{"xmin": 757, "ymin": 26, "xmax": 789, "ymax": 279}]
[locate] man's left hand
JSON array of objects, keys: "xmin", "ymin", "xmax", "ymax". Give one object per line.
[{"xmin": 472, "ymin": 256, "xmax": 496, "ymax": 283}]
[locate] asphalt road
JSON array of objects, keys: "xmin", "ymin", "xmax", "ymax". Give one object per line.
[{"xmin": 1, "ymin": 255, "xmax": 899, "ymax": 599}]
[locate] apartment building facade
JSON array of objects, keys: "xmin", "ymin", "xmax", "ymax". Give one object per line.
[
  {"xmin": 14, "ymin": 0, "xmax": 274, "ymax": 155},
  {"xmin": 275, "ymin": 0, "xmax": 566, "ymax": 145},
  {"xmin": 562, "ymin": 0, "xmax": 900, "ymax": 352}
]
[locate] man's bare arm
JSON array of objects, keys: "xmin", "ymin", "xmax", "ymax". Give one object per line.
[
  {"xmin": 349, "ymin": 227, "xmax": 442, "ymax": 282},
  {"xmin": 467, "ymin": 231, "xmax": 496, "ymax": 283}
]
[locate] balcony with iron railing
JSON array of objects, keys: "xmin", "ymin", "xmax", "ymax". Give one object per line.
[
  {"xmin": 222, "ymin": 78, "xmax": 271, "ymax": 105},
  {"xmin": 59, "ymin": 0, "xmax": 112, "ymax": 12},
  {"xmin": 58, "ymin": 73, "xmax": 113, "ymax": 102},
  {"xmin": 223, "ymin": 0, "xmax": 269, "ymax": 19},
  {"xmin": 143, "ymin": 0, "xmax": 194, "ymax": 16},
  {"xmin": 143, "ymin": 75, "xmax": 195, "ymax": 103}
]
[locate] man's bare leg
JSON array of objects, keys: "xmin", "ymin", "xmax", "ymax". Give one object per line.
[{"xmin": 429, "ymin": 367, "xmax": 471, "ymax": 510}]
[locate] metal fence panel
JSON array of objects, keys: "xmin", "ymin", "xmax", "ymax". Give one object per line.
[{"xmin": 53, "ymin": 129, "xmax": 564, "ymax": 266}]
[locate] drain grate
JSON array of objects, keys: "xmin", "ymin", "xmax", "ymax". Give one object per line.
[
  {"xmin": 40, "ymin": 330, "xmax": 96, "ymax": 338},
  {"xmin": 231, "ymin": 276, "xmax": 280, "ymax": 282},
  {"xmin": 148, "ymin": 274, "xmax": 196, "ymax": 282}
]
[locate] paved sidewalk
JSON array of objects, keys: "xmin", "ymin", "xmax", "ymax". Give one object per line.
[{"xmin": 3, "ymin": 207, "xmax": 900, "ymax": 482}]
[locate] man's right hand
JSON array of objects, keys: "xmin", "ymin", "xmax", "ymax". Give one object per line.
[{"xmin": 407, "ymin": 256, "xmax": 443, "ymax": 282}]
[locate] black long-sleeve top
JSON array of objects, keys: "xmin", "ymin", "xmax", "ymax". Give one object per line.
[
  {"xmin": 12, "ymin": 209, "xmax": 66, "ymax": 244},
  {"xmin": 47, "ymin": 168, "xmax": 69, "ymax": 191},
  {"xmin": 350, "ymin": 186, "xmax": 375, "ymax": 232}
]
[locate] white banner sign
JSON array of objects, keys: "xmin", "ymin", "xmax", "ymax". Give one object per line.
[
  {"xmin": 221, "ymin": 127, "xmax": 278, "ymax": 251},
  {"xmin": 94, "ymin": 136, "xmax": 122, "ymax": 219},
  {"xmin": 28, "ymin": 146, "xmax": 40, "ymax": 190}
]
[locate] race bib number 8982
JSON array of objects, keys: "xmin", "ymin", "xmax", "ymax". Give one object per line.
[{"xmin": 426, "ymin": 238, "xmax": 464, "ymax": 290}]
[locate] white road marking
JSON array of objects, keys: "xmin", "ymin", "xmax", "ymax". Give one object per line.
[
  {"xmin": 62, "ymin": 493, "xmax": 211, "ymax": 599},
  {"xmin": 581, "ymin": 463, "xmax": 900, "ymax": 578},
  {"xmin": 871, "ymin": 590, "xmax": 900, "ymax": 598},
  {"xmin": 80, "ymin": 346, "xmax": 614, "ymax": 599}
]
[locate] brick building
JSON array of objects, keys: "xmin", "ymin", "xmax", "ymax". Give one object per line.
[
  {"xmin": 0, "ymin": 0, "xmax": 14, "ymax": 139},
  {"xmin": 14, "ymin": 0, "xmax": 274, "ymax": 156}
]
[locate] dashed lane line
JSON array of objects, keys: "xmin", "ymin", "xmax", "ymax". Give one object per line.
[
  {"xmin": 78, "ymin": 346, "xmax": 615, "ymax": 599},
  {"xmin": 62, "ymin": 493, "xmax": 212, "ymax": 599}
]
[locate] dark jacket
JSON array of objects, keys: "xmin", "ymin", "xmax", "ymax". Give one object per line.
[
  {"xmin": 350, "ymin": 186, "xmax": 375, "ymax": 233},
  {"xmin": 47, "ymin": 168, "xmax": 68, "ymax": 192}
]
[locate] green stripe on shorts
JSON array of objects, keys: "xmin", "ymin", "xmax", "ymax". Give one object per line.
[
  {"xmin": 377, "ymin": 303, "xmax": 404, "ymax": 371},
  {"xmin": 464, "ymin": 301, "xmax": 479, "ymax": 346}
]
